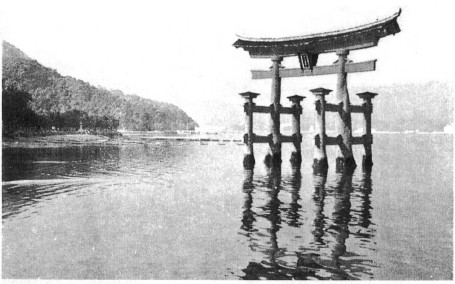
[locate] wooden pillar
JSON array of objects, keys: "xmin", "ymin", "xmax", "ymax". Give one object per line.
[
  {"xmin": 356, "ymin": 92, "xmax": 377, "ymax": 171},
  {"xmin": 287, "ymin": 95, "xmax": 305, "ymax": 166},
  {"xmin": 264, "ymin": 55, "xmax": 283, "ymax": 167},
  {"xmin": 310, "ymin": 88, "xmax": 332, "ymax": 173},
  {"xmin": 335, "ymin": 50, "xmax": 356, "ymax": 173},
  {"xmin": 240, "ymin": 91, "xmax": 260, "ymax": 169}
]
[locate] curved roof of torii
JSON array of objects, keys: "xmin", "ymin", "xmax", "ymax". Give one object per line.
[{"xmin": 233, "ymin": 9, "xmax": 402, "ymax": 58}]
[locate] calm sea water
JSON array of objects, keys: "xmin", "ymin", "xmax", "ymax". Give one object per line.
[{"xmin": 2, "ymin": 134, "xmax": 453, "ymax": 279}]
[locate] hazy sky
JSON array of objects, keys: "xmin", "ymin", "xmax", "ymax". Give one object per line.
[{"xmin": 1, "ymin": 0, "xmax": 454, "ymax": 125}]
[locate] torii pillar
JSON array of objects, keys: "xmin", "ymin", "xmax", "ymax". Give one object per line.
[
  {"xmin": 288, "ymin": 95, "xmax": 305, "ymax": 167},
  {"xmin": 240, "ymin": 91, "xmax": 260, "ymax": 169},
  {"xmin": 357, "ymin": 91, "xmax": 378, "ymax": 171},
  {"xmin": 335, "ymin": 50, "xmax": 356, "ymax": 172},
  {"xmin": 264, "ymin": 55, "xmax": 283, "ymax": 167},
  {"xmin": 311, "ymin": 87, "xmax": 332, "ymax": 173}
]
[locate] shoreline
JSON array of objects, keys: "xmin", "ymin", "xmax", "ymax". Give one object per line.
[
  {"xmin": 3, "ymin": 131, "xmax": 451, "ymax": 149},
  {"xmin": 2, "ymin": 134, "xmax": 123, "ymax": 148}
]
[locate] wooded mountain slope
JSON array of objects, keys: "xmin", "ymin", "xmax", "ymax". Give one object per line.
[{"xmin": 2, "ymin": 41, "xmax": 197, "ymax": 131}]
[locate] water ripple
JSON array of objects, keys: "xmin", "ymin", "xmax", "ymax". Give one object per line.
[
  {"xmin": 2, "ymin": 136, "xmax": 453, "ymax": 280},
  {"xmin": 238, "ymin": 166, "xmax": 377, "ymax": 280}
]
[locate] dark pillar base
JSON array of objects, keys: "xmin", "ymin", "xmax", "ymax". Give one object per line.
[
  {"xmin": 335, "ymin": 156, "xmax": 357, "ymax": 174},
  {"xmin": 290, "ymin": 151, "xmax": 302, "ymax": 167},
  {"xmin": 362, "ymin": 155, "xmax": 373, "ymax": 172},
  {"xmin": 313, "ymin": 158, "xmax": 328, "ymax": 174},
  {"xmin": 264, "ymin": 153, "xmax": 282, "ymax": 168},
  {"xmin": 243, "ymin": 154, "xmax": 255, "ymax": 169}
]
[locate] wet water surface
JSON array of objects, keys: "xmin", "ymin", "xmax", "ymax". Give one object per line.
[{"xmin": 2, "ymin": 134, "xmax": 453, "ymax": 279}]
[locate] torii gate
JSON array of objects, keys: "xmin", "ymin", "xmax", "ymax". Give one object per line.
[{"xmin": 234, "ymin": 9, "xmax": 401, "ymax": 172}]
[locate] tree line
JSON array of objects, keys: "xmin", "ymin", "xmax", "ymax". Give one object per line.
[
  {"xmin": 2, "ymin": 41, "xmax": 198, "ymax": 134},
  {"xmin": 2, "ymin": 84, "xmax": 120, "ymax": 135}
]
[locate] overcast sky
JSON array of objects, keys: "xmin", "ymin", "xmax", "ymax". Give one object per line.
[{"xmin": 1, "ymin": 0, "xmax": 454, "ymax": 125}]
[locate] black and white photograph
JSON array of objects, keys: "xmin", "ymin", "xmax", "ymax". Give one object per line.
[{"xmin": 1, "ymin": 0, "xmax": 453, "ymax": 280}]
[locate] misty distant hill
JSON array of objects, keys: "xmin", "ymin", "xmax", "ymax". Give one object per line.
[
  {"xmin": 2, "ymin": 41, "xmax": 197, "ymax": 131},
  {"xmin": 198, "ymin": 81, "xmax": 453, "ymax": 133},
  {"xmin": 350, "ymin": 82, "xmax": 453, "ymax": 132}
]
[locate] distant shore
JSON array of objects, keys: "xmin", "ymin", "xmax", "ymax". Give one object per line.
[
  {"xmin": 2, "ymin": 134, "xmax": 123, "ymax": 148},
  {"xmin": 3, "ymin": 131, "xmax": 451, "ymax": 149},
  {"xmin": 1, "ymin": 132, "xmax": 242, "ymax": 148}
]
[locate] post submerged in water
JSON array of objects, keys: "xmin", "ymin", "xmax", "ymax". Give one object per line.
[
  {"xmin": 264, "ymin": 56, "xmax": 283, "ymax": 167},
  {"xmin": 240, "ymin": 91, "xmax": 260, "ymax": 169},
  {"xmin": 287, "ymin": 95, "xmax": 305, "ymax": 166},
  {"xmin": 335, "ymin": 50, "xmax": 356, "ymax": 173},
  {"xmin": 356, "ymin": 91, "xmax": 377, "ymax": 171},
  {"xmin": 310, "ymin": 88, "xmax": 332, "ymax": 173}
]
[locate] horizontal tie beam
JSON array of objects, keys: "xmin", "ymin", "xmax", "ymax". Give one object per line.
[
  {"xmin": 352, "ymin": 136, "xmax": 364, "ymax": 145},
  {"xmin": 282, "ymin": 135, "xmax": 300, "ymax": 143},
  {"xmin": 326, "ymin": 135, "xmax": 341, "ymax": 145},
  {"xmin": 324, "ymin": 135, "xmax": 373, "ymax": 145},
  {"xmin": 350, "ymin": 105, "xmax": 365, "ymax": 113},
  {"xmin": 354, "ymin": 134, "xmax": 374, "ymax": 145},
  {"xmin": 325, "ymin": 103, "xmax": 339, "ymax": 112},
  {"xmin": 281, "ymin": 107, "xmax": 300, "ymax": 115},
  {"xmin": 245, "ymin": 104, "xmax": 302, "ymax": 115},
  {"xmin": 324, "ymin": 103, "xmax": 366, "ymax": 113},
  {"xmin": 251, "ymin": 60, "xmax": 376, "ymax": 80},
  {"xmin": 243, "ymin": 134, "xmax": 302, "ymax": 144},
  {"xmin": 253, "ymin": 135, "xmax": 270, "ymax": 143},
  {"xmin": 250, "ymin": 105, "xmax": 269, "ymax": 113}
]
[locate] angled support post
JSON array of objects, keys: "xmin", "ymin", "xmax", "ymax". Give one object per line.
[
  {"xmin": 240, "ymin": 91, "xmax": 260, "ymax": 169},
  {"xmin": 335, "ymin": 50, "xmax": 356, "ymax": 173},
  {"xmin": 356, "ymin": 91, "xmax": 378, "ymax": 171},
  {"xmin": 310, "ymin": 87, "xmax": 332, "ymax": 173},
  {"xmin": 264, "ymin": 56, "xmax": 283, "ymax": 168},
  {"xmin": 287, "ymin": 95, "xmax": 305, "ymax": 167}
]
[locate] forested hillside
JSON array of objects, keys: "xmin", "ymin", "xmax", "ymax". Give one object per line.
[{"xmin": 2, "ymin": 41, "xmax": 197, "ymax": 132}]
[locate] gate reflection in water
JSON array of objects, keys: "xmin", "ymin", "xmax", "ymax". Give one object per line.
[{"xmin": 240, "ymin": 165, "xmax": 375, "ymax": 280}]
